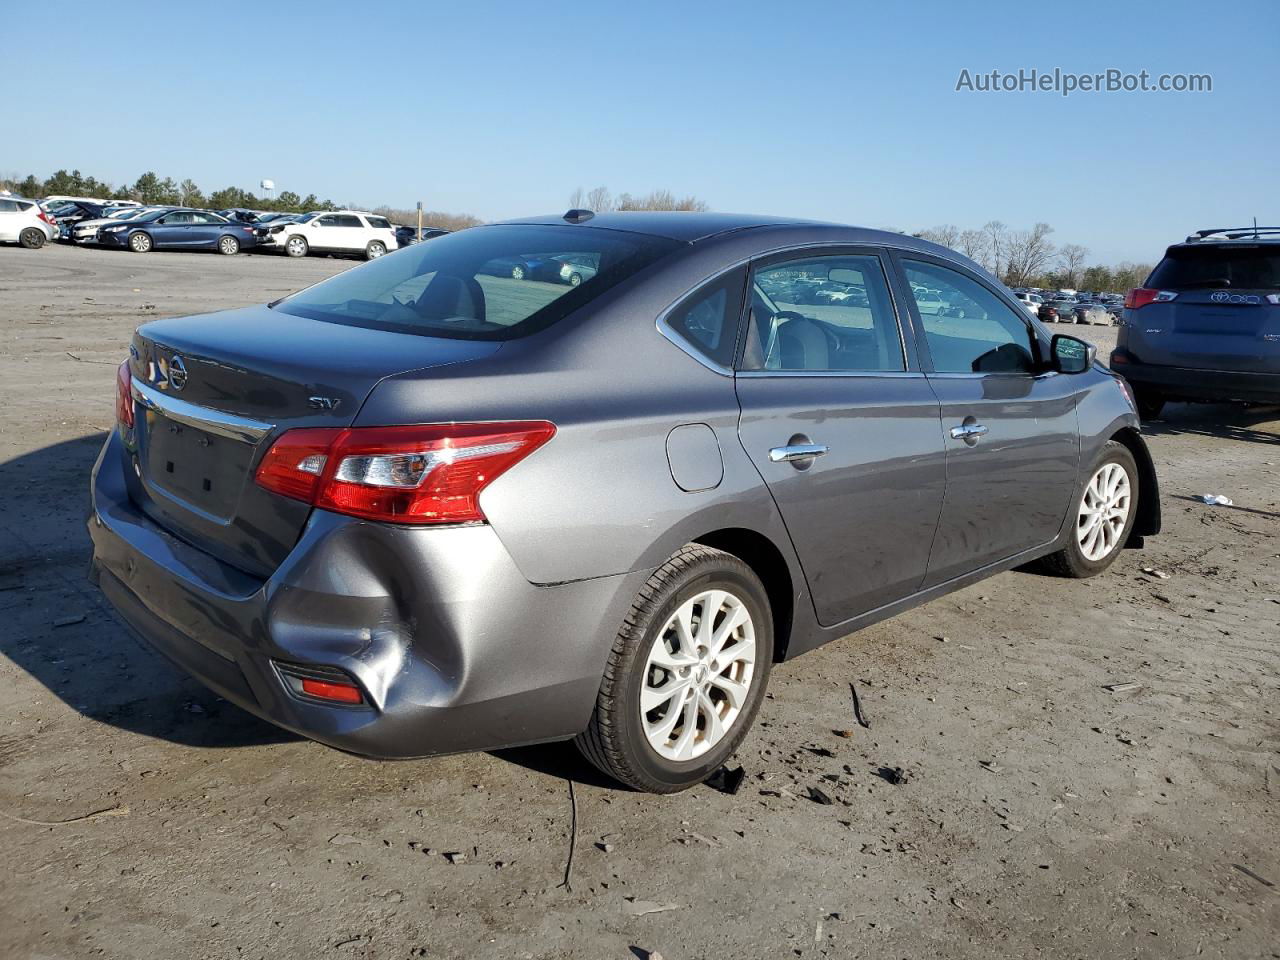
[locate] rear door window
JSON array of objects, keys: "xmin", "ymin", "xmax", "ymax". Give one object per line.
[
  {"xmin": 334, "ymin": 215, "xmax": 363, "ymax": 228},
  {"xmin": 365, "ymin": 216, "xmax": 391, "ymax": 229},
  {"xmin": 1147, "ymin": 246, "xmax": 1280, "ymax": 290}
]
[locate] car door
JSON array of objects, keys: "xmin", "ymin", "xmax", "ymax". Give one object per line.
[
  {"xmin": 892, "ymin": 253, "xmax": 1082, "ymax": 586},
  {"xmin": 152, "ymin": 211, "xmax": 193, "ymax": 248},
  {"xmin": 188, "ymin": 211, "xmax": 226, "ymax": 248},
  {"xmin": 0, "ymin": 199, "xmax": 19, "ymax": 241},
  {"xmin": 734, "ymin": 249, "xmax": 947, "ymax": 626},
  {"xmin": 332, "ymin": 213, "xmax": 365, "ymax": 250},
  {"xmin": 309, "ymin": 214, "xmax": 340, "ymax": 249}
]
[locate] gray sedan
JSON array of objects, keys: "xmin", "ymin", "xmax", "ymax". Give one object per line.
[{"xmin": 88, "ymin": 212, "xmax": 1160, "ymax": 792}]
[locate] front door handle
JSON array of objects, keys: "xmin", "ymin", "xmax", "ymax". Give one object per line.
[
  {"xmin": 949, "ymin": 423, "xmax": 989, "ymax": 441},
  {"xmin": 769, "ymin": 443, "xmax": 829, "ymax": 463}
]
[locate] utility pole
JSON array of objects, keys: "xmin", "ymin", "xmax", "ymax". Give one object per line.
[{"xmin": 416, "ymin": 201, "xmax": 423, "ymax": 243}]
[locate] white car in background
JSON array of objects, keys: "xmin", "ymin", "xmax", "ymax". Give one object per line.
[
  {"xmin": 0, "ymin": 196, "xmax": 58, "ymax": 248},
  {"xmin": 72, "ymin": 206, "xmax": 164, "ymax": 244},
  {"xmin": 262, "ymin": 210, "xmax": 399, "ymax": 260},
  {"xmin": 1014, "ymin": 291, "xmax": 1043, "ymax": 315}
]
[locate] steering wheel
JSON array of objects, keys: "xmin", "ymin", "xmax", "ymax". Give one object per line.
[{"xmin": 763, "ymin": 310, "xmax": 808, "ymax": 369}]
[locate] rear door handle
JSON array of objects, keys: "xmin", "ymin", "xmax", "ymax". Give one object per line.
[
  {"xmin": 949, "ymin": 423, "xmax": 989, "ymax": 440},
  {"xmin": 769, "ymin": 443, "xmax": 829, "ymax": 463}
]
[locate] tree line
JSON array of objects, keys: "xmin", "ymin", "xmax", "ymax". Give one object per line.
[
  {"xmin": 913, "ymin": 222, "xmax": 1152, "ymax": 293},
  {"xmin": 568, "ymin": 186, "xmax": 710, "ymax": 212},
  {"xmin": 0, "ymin": 169, "xmax": 484, "ymax": 231}
]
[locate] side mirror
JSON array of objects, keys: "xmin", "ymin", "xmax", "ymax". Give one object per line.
[{"xmin": 1051, "ymin": 334, "xmax": 1095, "ymax": 374}]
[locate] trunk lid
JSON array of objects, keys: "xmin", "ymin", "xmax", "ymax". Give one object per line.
[{"xmin": 122, "ymin": 305, "xmax": 501, "ymax": 577}]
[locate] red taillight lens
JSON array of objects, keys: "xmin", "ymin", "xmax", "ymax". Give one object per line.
[
  {"xmin": 300, "ymin": 677, "xmax": 363, "ymax": 704},
  {"xmin": 1124, "ymin": 288, "xmax": 1178, "ymax": 309},
  {"xmin": 115, "ymin": 361, "xmax": 135, "ymax": 428},
  {"xmin": 38, "ymin": 210, "xmax": 54, "ymax": 225},
  {"xmin": 254, "ymin": 421, "xmax": 555, "ymax": 525}
]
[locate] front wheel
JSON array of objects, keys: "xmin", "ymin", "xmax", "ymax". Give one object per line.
[
  {"xmin": 568, "ymin": 272, "xmax": 583, "ymax": 287},
  {"xmin": 575, "ymin": 544, "xmax": 774, "ymax": 793},
  {"xmin": 511, "ymin": 264, "xmax": 526, "ymax": 280},
  {"xmin": 19, "ymin": 228, "xmax": 46, "ymax": 249},
  {"xmin": 217, "ymin": 235, "xmax": 240, "ymax": 255},
  {"xmin": 1038, "ymin": 440, "xmax": 1138, "ymax": 579},
  {"xmin": 284, "ymin": 235, "xmax": 308, "ymax": 258},
  {"xmin": 128, "ymin": 232, "xmax": 153, "ymax": 253},
  {"xmin": 365, "ymin": 240, "xmax": 386, "ymax": 260}
]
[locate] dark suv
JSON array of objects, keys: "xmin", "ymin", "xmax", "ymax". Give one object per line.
[{"xmin": 1112, "ymin": 227, "xmax": 1280, "ymax": 418}]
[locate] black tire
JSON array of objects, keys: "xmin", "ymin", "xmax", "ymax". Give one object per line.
[
  {"xmin": 217, "ymin": 235, "xmax": 240, "ymax": 256},
  {"xmin": 128, "ymin": 231, "xmax": 153, "ymax": 253},
  {"xmin": 365, "ymin": 240, "xmax": 386, "ymax": 260},
  {"xmin": 1038, "ymin": 440, "xmax": 1139, "ymax": 579},
  {"xmin": 1134, "ymin": 390, "xmax": 1165, "ymax": 420},
  {"xmin": 19, "ymin": 228, "xmax": 45, "ymax": 249},
  {"xmin": 575, "ymin": 544, "xmax": 774, "ymax": 793},
  {"xmin": 284, "ymin": 235, "xmax": 308, "ymax": 258}
]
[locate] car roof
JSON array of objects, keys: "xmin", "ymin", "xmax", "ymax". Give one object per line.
[{"xmin": 497, "ymin": 211, "xmax": 833, "ymax": 242}]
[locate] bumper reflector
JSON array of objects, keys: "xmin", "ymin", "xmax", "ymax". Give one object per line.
[
  {"xmin": 300, "ymin": 677, "xmax": 363, "ymax": 704},
  {"xmin": 274, "ymin": 661, "xmax": 366, "ymax": 706}
]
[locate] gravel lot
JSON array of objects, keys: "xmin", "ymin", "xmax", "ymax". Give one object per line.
[{"xmin": 1, "ymin": 244, "xmax": 1277, "ymax": 960}]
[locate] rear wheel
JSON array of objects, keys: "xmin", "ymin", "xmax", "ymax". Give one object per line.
[
  {"xmin": 568, "ymin": 272, "xmax": 583, "ymax": 287},
  {"xmin": 128, "ymin": 232, "xmax": 152, "ymax": 253},
  {"xmin": 19, "ymin": 228, "xmax": 45, "ymax": 249},
  {"xmin": 1134, "ymin": 390, "xmax": 1165, "ymax": 420},
  {"xmin": 575, "ymin": 544, "xmax": 773, "ymax": 793},
  {"xmin": 365, "ymin": 240, "xmax": 387, "ymax": 260},
  {"xmin": 1038, "ymin": 441, "xmax": 1137, "ymax": 579},
  {"xmin": 285, "ymin": 235, "xmax": 308, "ymax": 258},
  {"xmin": 217, "ymin": 235, "xmax": 240, "ymax": 256}
]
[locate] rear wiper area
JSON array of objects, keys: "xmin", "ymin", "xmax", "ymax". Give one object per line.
[{"xmin": 1174, "ymin": 278, "xmax": 1232, "ymax": 289}]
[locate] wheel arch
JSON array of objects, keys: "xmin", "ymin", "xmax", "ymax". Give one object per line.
[
  {"xmin": 1109, "ymin": 426, "xmax": 1161, "ymax": 540},
  {"xmin": 691, "ymin": 527, "xmax": 795, "ymax": 662}
]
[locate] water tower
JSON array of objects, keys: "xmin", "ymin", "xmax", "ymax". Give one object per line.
[{"xmin": 260, "ymin": 179, "xmax": 275, "ymax": 202}]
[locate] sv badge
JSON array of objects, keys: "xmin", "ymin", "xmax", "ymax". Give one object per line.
[{"xmin": 308, "ymin": 396, "xmax": 342, "ymax": 411}]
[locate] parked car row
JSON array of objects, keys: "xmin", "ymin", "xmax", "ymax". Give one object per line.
[{"xmin": 0, "ymin": 193, "xmax": 449, "ymax": 262}]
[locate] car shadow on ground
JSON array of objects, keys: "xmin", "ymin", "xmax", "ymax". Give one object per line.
[
  {"xmin": 0, "ymin": 434, "xmax": 295, "ymax": 750},
  {"xmin": 1141, "ymin": 402, "xmax": 1280, "ymax": 445}
]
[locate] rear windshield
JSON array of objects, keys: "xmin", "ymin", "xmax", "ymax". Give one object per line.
[
  {"xmin": 273, "ymin": 224, "xmax": 683, "ymax": 340},
  {"xmin": 1148, "ymin": 245, "xmax": 1280, "ymax": 290}
]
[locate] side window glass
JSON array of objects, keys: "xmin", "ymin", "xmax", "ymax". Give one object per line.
[
  {"xmin": 0, "ymin": 199, "xmax": 18, "ymax": 212},
  {"xmin": 336, "ymin": 215, "xmax": 362, "ymax": 228},
  {"xmin": 904, "ymin": 260, "xmax": 1037, "ymax": 374},
  {"xmin": 317, "ymin": 215, "xmax": 338, "ymax": 227},
  {"xmin": 742, "ymin": 254, "xmax": 904, "ymax": 372},
  {"xmin": 664, "ymin": 267, "xmax": 745, "ymax": 369}
]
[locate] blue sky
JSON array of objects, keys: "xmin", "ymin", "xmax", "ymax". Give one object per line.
[{"xmin": 9, "ymin": 0, "xmax": 1276, "ymax": 263}]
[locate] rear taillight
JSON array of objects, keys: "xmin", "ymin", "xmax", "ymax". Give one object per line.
[
  {"xmin": 254, "ymin": 421, "xmax": 555, "ymax": 525},
  {"xmin": 115, "ymin": 361, "xmax": 134, "ymax": 428},
  {"xmin": 1124, "ymin": 288, "xmax": 1178, "ymax": 309},
  {"xmin": 38, "ymin": 210, "xmax": 54, "ymax": 225}
]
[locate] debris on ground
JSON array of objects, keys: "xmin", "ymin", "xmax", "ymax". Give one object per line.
[
  {"xmin": 849, "ymin": 681, "xmax": 871, "ymax": 730},
  {"xmin": 705, "ymin": 765, "xmax": 745, "ymax": 795},
  {"xmin": 875, "ymin": 766, "xmax": 908, "ymax": 785},
  {"xmin": 557, "ymin": 778, "xmax": 578, "ymax": 892},
  {"xmin": 807, "ymin": 786, "xmax": 834, "ymax": 805},
  {"xmin": 328, "ymin": 834, "xmax": 363, "ymax": 846},
  {"xmin": 623, "ymin": 898, "xmax": 682, "ymax": 917},
  {"xmin": 832, "ymin": 729, "xmax": 855, "ymax": 738},
  {"xmin": 1200, "ymin": 494, "xmax": 1234, "ymax": 506},
  {"xmin": 1140, "ymin": 566, "xmax": 1171, "ymax": 579},
  {"xmin": 1103, "ymin": 681, "xmax": 1143, "ymax": 694},
  {"xmin": 804, "ymin": 746, "xmax": 835, "ymax": 758},
  {"xmin": 185, "ymin": 703, "xmax": 205, "ymax": 714},
  {"xmin": 52, "ymin": 614, "xmax": 85, "ymax": 627},
  {"xmin": 1231, "ymin": 864, "xmax": 1275, "ymax": 888},
  {"xmin": 978, "ymin": 760, "xmax": 1004, "ymax": 774},
  {"xmin": 595, "ymin": 841, "xmax": 614, "ymax": 853},
  {"xmin": 444, "ymin": 851, "xmax": 467, "ymax": 864},
  {"xmin": 0, "ymin": 804, "xmax": 129, "ymax": 827}
]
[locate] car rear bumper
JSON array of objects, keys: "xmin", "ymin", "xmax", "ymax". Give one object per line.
[
  {"xmin": 87, "ymin": 429, "xmax": 642, "ymax": 759},
  {"xmin": 1111, "ymin": 354, "xmax": 1280, "ymax": 403}
]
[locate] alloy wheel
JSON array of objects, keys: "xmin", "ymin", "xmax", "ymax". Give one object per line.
[
  {"xmin": 641, "ymin": 589, "xmax": 756, "ymax": 762},
  {"xmin": 1076, "ymin": 462, "xmax": 1131, "ymax": 561}
]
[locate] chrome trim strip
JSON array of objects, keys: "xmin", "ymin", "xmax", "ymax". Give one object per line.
[
  {"xmin": 735, "ymin": 369, "xmax": 926, "ymax": 380},
  {"xmin": 131, "ymin": 377, "xmax": 274, "ymax": 443}
]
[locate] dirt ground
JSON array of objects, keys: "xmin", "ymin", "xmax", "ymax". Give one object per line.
[{"xmin": 1, "ymin": 244, "xmax": 1277, "ymax": 960}]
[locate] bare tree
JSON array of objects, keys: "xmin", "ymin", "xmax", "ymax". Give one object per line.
[
  {"xmin": 957, "ymin": 229, "xmax": 988, "ymax": 263},
  {"xmin": 586, "ymin": 185, "xmax": 614, "ymax": 212},
  {"xmin": 1003, "ymin": 222, "xmax": 1056, "ymax": 287},
  {"xmin": 567, "ymin": 186, "xmax": 586, "ymax": 209},
  {"xmin": 1057, "ymin": 243, "xmax": 1089, "ymax": 288},
  {"xmin": 917, "ymin": 224, "xmax": 960, "ymax": 249},
  {"xmin": 982, "ymin": 220, "xmax": 1008, "ymax": 277}
]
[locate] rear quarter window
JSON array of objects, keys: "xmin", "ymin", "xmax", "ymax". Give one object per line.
[{"xmin": 365, "ymin": 216, "xmax": 391, "ymax": 229}]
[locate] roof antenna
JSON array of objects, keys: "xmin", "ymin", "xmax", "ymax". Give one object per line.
[
  {"xmin": 1254, "ymin": 216, "xmax": 1259, "ymax": 240},
  {"xmin": 563, "ymin": 208, "xmax": 594, "ymax": 224}
]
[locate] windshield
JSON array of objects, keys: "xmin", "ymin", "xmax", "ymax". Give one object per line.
[
  {"xmin": 1148, "ymin": 245, "xmax": 1280, "ymax": 290},
  {"xmin": 273, "ymin": 224, "xmax": 683, "ymax": 340}
]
